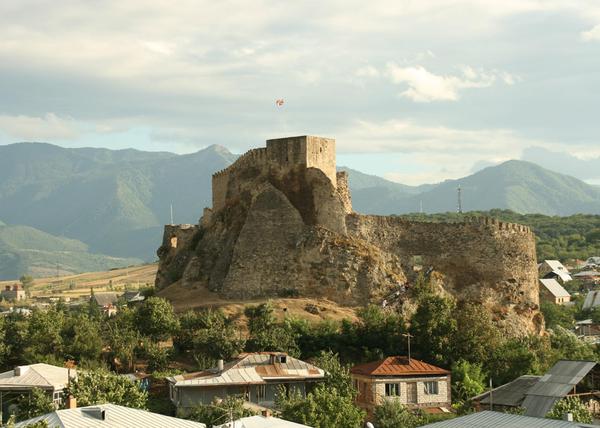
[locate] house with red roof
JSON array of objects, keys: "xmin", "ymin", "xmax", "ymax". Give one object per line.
[{"xmin": 350, "ymin": 356, "xmax": 451, "ymax": 414}]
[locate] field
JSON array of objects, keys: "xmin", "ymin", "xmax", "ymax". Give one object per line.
[{"xmin": 1, "ymin": 263, "xmax": 359, "ymax": 322}]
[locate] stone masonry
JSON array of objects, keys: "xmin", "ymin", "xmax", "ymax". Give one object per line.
[{"xmin": 156, "ymin": 135, "xmax": 541, "ymax": 335}]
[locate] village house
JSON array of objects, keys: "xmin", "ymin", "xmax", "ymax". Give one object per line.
[
  {"xmin": 350, "ymin": 356, "xmax": 451, "ymax": 415},
  {"xmin": 0, "ymin": 363, "xmax": 77, "ymax": 423},
  {"xmin": 1, "ymin": 284, "xmax": 25, "ymax": 302},
  {"xmin": 539, "ymin": 260, "xmax": 573, "ymax": 283},
  {"xmin": 167, "ymin": 352, "xmax": 324, "ymax": 414},
  {"xmin": 583, "ymin": 257, "xmax": 600, "ymax": 269},
  {"xmin": 574, "ymin": 270, "xmax": 600, "ymax": 286},
  {"xmin": 472, "ymin": 360, "xmax": 600, "ymax": 417},
  {"xmin": 574, "ymin": 319, "xmax": 600, "ymax": 344},
  {"xmin": 91, "ymin": 292, "xmax": 120, "ymax": 316},
  {"xmin": 539, "ymin": 278, "xmax": 571, "ymax": 304},
  {"xmin": 15, "ymin": 403, "xmax": 206, "ymax": 428}
]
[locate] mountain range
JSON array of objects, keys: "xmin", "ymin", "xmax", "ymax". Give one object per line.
[{"xmin": 1, "ymin": 142, "xmax": 599, "ymax": 279}]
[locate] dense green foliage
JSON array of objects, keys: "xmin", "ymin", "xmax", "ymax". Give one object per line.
[
  {"xmin": 67, "ymin": 369, "xmax": 148, "ymax": 409},
  {"xmin": 399, "ymin": 209, "xmax": 600, "ymax": 261},
  {"xmin": 185, "ymin": 396, "xmax": 254, "ymax": 426},
  {"xmin": 547, "ymin": 396, "xmax": 593, "ymax": 423},
  {"xmin": 14, "ymin": 388, "xmax": 56, "ymax": 421},
  {"xmin": 373, "ymin": 400, "xmax": 426, "ymax": 428}
]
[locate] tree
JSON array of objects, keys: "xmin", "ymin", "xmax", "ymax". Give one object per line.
[
  {"xmin": 277, "ymin": 386, "xmax": 365, "ymax": 428},
  {"xmin": 23, "ymin": 307, "xmax": 65, "ymax": 363},
  {"xmin": 67, "ymin": 369, "xmax": 148, "ymax": 409},
  {"xmin": 451, "ymin": 360, "xmax": 486, "ymax": 403},
  {"xmin": 541, "ymin": 301, "xmax": 576, "ymax": 330},
  {"xmin": 410, "ymin": 294, "xmax": 457, "ymax": 365},
  {"xmin": 185, "ymin": 395, "xmax": 254, "ymax": 426},
  {"xmin": 104, "ymin": 310, "xmax": 140, "ymax": 372},
  {"xmin": 547, "ymin": 396, "xmax": 593, "ymax": 423},
  {"xmin": 312, "ymin": 351, "xmax": 356, "ymax": 399},
  {"xmin": 244, "ymin": 302, "xmax": 298, "ymax": 355},
  {"xmin": 451, "ymin": 303, "xmax": 501, "ymax": 364},
  {"xmin": 135, "ymin": 297, "xmax": 179, "ymax": 342},
  {"xmin": 14, "ymin": 388, "xmax": 55, "ymax": 422},
  {"xmin": 19, "ymin": 275, "xmax": 34, "ymax": 294},
  {"xmin": 373, "ymin": 400, "xmax": 425, "ymax": 428},
  {"xmin": 62, "ymin": 314, "xmax": 103, "ymax": 363},
  {"xmin": 145, "ymin": 342, "xmax": 171, "ymax": 372}
]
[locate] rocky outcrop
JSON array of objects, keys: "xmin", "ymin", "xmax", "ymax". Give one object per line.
[{"xmin": 156, "ymin": 136, "xmax": 541, "ymax": 335}]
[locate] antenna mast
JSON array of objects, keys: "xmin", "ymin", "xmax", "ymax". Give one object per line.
[
  {"xmin": 170, "ymin": 204, "xmax": 174, "ymax": 226},
  {"xmin": 457, "ymin": 185, "xmax": 463, "ymax": 214}
]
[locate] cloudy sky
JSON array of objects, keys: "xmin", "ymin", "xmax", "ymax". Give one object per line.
[{"xmin": 1, "ymin": 0, "xmax": 600, "ymax": 184}]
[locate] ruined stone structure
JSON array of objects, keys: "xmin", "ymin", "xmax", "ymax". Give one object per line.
[{"xmin": 156, "ymin": 136, "xmax": 541, "ymax": 335}]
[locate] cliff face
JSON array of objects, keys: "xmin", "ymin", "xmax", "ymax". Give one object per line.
[{"xmin": 156, "ymin": 136, "xmax": 541, "ymax": 335}]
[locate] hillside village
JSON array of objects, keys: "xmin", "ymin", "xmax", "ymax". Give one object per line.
[{"xmin": 0, "ymin": 137, "xmax": 600, "ymax": 428}]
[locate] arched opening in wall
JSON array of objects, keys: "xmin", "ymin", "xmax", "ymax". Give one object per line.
[{"xmin": 170, "ymin": 236, "xmax": 178, "ymax": 249}]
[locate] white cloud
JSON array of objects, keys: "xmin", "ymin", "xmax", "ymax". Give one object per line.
[
  {"xmin": 0, "ymin": 113, "xmax": 79, "ymax": 140},
  {"xmin": 385, "ymin": 64, "xmax": 515, "ymax": 102},
  {"xmin": 581, "ymin": 24, "xmax": 600, "ymax": 41}
]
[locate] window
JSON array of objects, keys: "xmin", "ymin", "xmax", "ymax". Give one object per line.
[
  {"xmin": 257, "ymin": 384, "xmax": 267, "ymax": 401},
  {"xmin": 424, "ymin": 381, "xmax": 439, "ymax": 395},
  {"xmin": 385, "ymin": 383, "xmax": 400, "ymax": 396},
  {"xmin": 53, "ymin": 391, "xmax": 63, "ymax": 404}
]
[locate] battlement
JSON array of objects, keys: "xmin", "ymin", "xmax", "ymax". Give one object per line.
[{"xmin": 211, "ymin": 136, "xmax": 337, "ymax": 212}]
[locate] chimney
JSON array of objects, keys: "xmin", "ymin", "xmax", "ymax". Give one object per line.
[
  {"xmin": 14, "ymin": 366, "xmax": 29, "ymax": 376},
  {"xmin": 563, "ymin": 412, "xmax": 573, "ymax": 422},
  {"xmin": 83, "ymin": 407, "xmax": 106, "ymax": 420},
  {"xmin": 67, "ymin": 395, "xmax": 77, "ymax": 409},
  {"xmin": 261, "ymin": 409, "xmax": 271, "ymax": 418},
  {"xmin": 5, "ymin": 285, "xmax": 10, "ymax": 291},
  {"xmin": 217, "ymin": 359, "xmax": 224, "ymax": 372}
]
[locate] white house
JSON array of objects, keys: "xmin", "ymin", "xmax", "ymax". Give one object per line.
[
  {"xmin": 539, "ymin": 278, "xmax": 571, "ymax": 304},
  {"xmin": 539, "ymin": 260, "xmax": 573, "ymax": 283},
  {"xmin": 167, "ymin": 353, "xmax": 324, "ymax": 414}
]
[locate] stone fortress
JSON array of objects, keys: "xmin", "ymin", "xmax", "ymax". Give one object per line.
[{"xmin": 156, "ymin": 136, "xmax": 541, "ymax": 335}]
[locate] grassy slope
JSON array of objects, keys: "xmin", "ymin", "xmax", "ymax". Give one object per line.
[{"xmin": 0, "ymin": 224, "xmax": 141, "ymax": 280}]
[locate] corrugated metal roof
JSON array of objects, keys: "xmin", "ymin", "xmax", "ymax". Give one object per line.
[
  {"xmin": 421, "ymin": 410, "xmax": 595, "ymax": 427},
  {"xmin": 170, "ymin": 353, "xmax": 324, "ymax": 386},
  {"xmin": 15, "ymin": 404, "xmax": 206, "ymax": 428},
  {"xmin": 582, "ymin": 290, "xmax": 600, "ymax": 310},
  {"xmin": 215, "ymin": 415, "xmax": 312, "ymax": 428},
  {"xmin": 0, "ymin": 364, "xmax": 76, "ymax": 391},
  {"xmin": 540, "ymin": 279, "xmax": 570, "ymax": 298},
  {"xmin": 350, "ymin": 356, "xmax": 449, "ymax": 377},
  {"xmin": 93, "ymin": 293, "xmax": 119, "ymax": 307},
  {"xmin": 522, "ymin": 360, "xmax": 597, "ymax": 418},
  {"xmin": 474, "ymin": 375, "xmax": 540, "ymax": 406}
]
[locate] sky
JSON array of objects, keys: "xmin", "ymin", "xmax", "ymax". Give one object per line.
[{"xmin": 1, "ymin": 0, "xmax": 600, "ymax": 185}]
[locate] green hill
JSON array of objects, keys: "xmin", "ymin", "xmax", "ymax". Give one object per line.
[
  {"xmin": 0, "ymin": 223, "xmax": 141, "ymax": 280},
  {"xmin": 348, "ymin": 160, "xmax": 600, "ymax": 216}
]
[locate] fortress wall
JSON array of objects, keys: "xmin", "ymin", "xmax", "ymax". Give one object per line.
[
  {"xmin": 336, "ymin": 171, "xmax": 352, "ymax": 213},
  {"xmin": 266, "ymin": 136, "xmax": 307, "ymax": 165},
  {"xmin": 305, "ymin": 136, "xmax": 336, "ymax": 187},
  {"xmin": 346, "ymin": 214, "xmax": 539, "ymax": 311}
]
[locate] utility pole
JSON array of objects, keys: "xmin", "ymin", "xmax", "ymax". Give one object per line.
[
  {"xmin": 489, "ymin": 378, "xmax": 493, "ymax": 411},
  {"xmin": 457, "ymin": 185, "xmax": 463, "ymax": 214},
  {"xmin": 403, "ymin": 333, "xmax": 413, "ymax": 363}
]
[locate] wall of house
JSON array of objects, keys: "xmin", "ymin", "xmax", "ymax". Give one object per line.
[{"xmin": 353, "ymin": 374, "xmax": 451, "ymax": 411}]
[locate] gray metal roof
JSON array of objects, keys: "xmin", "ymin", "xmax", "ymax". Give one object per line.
[
  {"xmin": 215, "ymin": 415, "xmax": 312, "ymax": 428},
  {"xmin": 15, "ymin": 404, "xmax": 206, "ymax": 428},
  {"xmin": 0, "ymin": 364, "xmax": 76, "ymax": 391},
  {"xmin": 421, "ymin": 411, "xmax": 595, "ymax": 427},
  {"xmin": 582, "ymin": 290, "xmax": 600, "ymax": 310},
  {"xmin": 522, "ymin": 360, "xmax": 597, "ymax": 418},
  {"xmin": 474, "ymin": 375, "xmax": 540, "ymax": 406}
]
